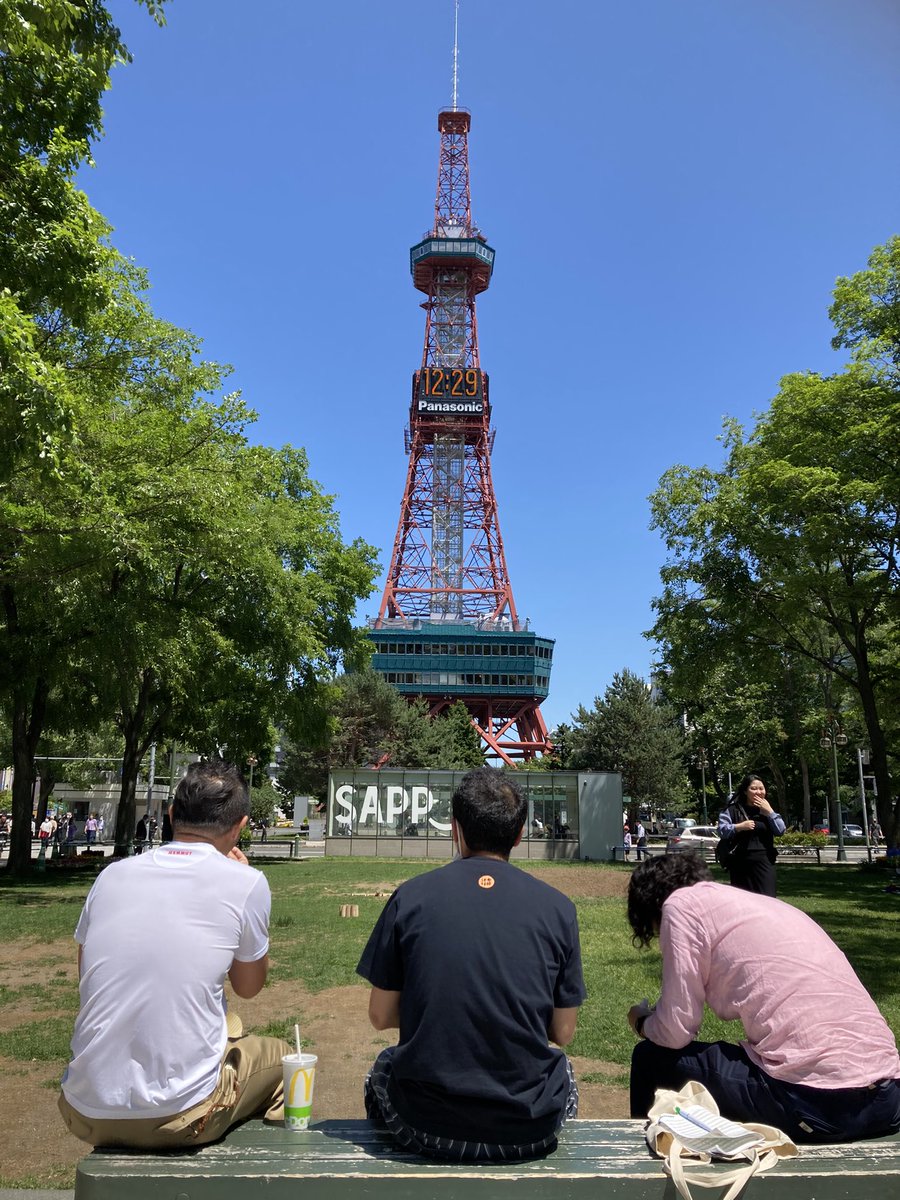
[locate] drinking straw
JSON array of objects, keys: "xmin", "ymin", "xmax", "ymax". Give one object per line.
[{"xmin": 294, "ymin": 1023, "xmax": 302, "ymax": 1058}]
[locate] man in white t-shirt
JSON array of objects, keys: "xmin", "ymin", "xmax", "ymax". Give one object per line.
[{"xmin": 58, "ymin": 760, "xmax": 291, "ymax": 1148}]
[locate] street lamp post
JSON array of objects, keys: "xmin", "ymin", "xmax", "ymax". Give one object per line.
[
  {"xmin": 820, "ymin": 722, "xmax": 848, "ymax": 863},
  {"xmin": 247, "ymin": 755, "xmax": 258, "ymax": 797},
  {"xmin": 857, "ymin": 748, "xmax": 873, "ymax": 865},
  {"xmin": 699, "ymin": 753, "xmax": 708, "ymax": 824},
  {"xmin": 146, "ymin": 741, "xmax": 156, "ymax": 823}
]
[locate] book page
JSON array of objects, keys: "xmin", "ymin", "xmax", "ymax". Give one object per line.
[{"xmin": 657, "ymin": 1105, "xmax": 764, "ymax": 1157}]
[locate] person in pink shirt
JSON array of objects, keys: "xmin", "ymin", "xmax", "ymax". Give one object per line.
[{"xmin": 626, "ymin": 853, "xmax": 900, "ymax": 1142}]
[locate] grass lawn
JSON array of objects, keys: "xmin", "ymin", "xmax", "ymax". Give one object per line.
[
  {"xmin": 4, "ymin": 857, "xmax": 898, "ymax": 1063},
  {"xmin": 0, "ymin": 858, "xmax": 897, "ymax": 1186},
  {"xmin": 261, "ymin": 858, "xmax": 900, "ymax": 1060}
]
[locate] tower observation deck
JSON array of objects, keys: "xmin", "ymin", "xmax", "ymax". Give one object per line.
[{"xmin": 368, "ymin": 105, "xmax": 554, "ymax": 764}]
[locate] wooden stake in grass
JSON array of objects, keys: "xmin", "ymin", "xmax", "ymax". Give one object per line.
[{"xmin": 339, "ymin": 904, "xmax": 360, "ymax": 918}]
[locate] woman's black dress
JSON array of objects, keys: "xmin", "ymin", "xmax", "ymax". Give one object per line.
[{"xmin": 721, "ymin": 801, "xmax": 778, "ymax": 897}]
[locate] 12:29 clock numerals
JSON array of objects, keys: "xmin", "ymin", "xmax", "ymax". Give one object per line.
[{"xmin": 421, "ymin": 367, "xmax": 481, "ymax": 398}]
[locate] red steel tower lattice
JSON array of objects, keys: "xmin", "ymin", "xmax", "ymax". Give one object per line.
[{"xmin": 371, "ymin": 107, "xmax": 553, "ymax": 762}]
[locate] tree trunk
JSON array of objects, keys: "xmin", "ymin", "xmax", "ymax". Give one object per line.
[
  {"xmin": 768, "ymin": 760, "xmax": 787, "ymax": 811},
  {"xmin": 799, "ymin": 754, "xmax": 811, "ymax": 831},
  {"xmin": 708, "ymin": 758, "xmax": 726, "ymax": 803},
  {"xmin": 853, "ymin": 658, "xmax": 896, "ymax": 847},
  {"xmin": 114, "ymin": 670, "xmax": 163, "ymax": 856},
  {"xmin": 114, "ymin": 741, "xmax": 143, "ymax": 857},
  {"xmin": 6, "ymin": 680, "xmax": 49, "ymax": 875},
  {"xmin": 35, "ymin": 765, "xmax": 56, "ymax": 827}
]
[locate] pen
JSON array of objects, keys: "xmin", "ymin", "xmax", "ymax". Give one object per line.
[{"xmin": 674, "ymin": 1106, "xmax": 716, "ymax": 1133}]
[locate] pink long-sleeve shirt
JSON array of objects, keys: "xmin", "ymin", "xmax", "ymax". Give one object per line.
[{"xmin": 641, "ymin": 881, "xmax": 900, "ymax": 1089}]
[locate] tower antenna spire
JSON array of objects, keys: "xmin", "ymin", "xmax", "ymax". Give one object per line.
[{"xmin": 451, "ymin": 0, "xmax": 459, "ymax": 110}]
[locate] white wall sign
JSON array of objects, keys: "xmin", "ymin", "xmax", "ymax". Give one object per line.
[{"xmin": 331, "ymin": 780, "xmax": 452, "ymax": 835}]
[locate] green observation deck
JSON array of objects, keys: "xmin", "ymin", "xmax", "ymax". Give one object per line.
[
  {"xmin": 410, "ymin": 237, "xmax": 495, "ymax": 294},
  {"xmin": 368, "ymin": 623, "xmax": 553, "ymax": 701}
]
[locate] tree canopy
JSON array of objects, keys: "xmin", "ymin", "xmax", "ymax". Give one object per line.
[
  {"xmin": 650, "ymin": 237, "xmax": 900, "ymax": 844},
  {"xmin": 0, "ymin": 2, "xmax": 379, "ymax": 872},
  {"xmin": 278, "ymin": 670, "xmax": 484, "ymax": 802},
  {"xmin": 565, "ymin": 669, "xmax": 688, "ymax": 815},
  {"xmin": 1, "ymin": 1, "xmax": 167, "ymax": 480}
]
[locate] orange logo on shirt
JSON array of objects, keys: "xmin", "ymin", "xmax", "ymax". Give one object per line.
[{"xmin": 478, "ymin": 874, "xmax": 495, "ymax": 889}]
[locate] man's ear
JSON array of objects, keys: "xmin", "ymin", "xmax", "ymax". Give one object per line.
[
  {"xmin": 451, "ymin": 817, "xmax": 467, "ymax": 857},
  {"xmin": 512, "ymin": 824, "xmax": 524, "ymax": 849}
]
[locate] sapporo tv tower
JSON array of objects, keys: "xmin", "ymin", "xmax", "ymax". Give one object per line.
[{"xmin": 368, "ymin": 14, "xmax": 554, "ymax": 763}]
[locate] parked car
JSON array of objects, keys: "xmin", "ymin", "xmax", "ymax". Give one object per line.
[
  {"xmin": 666, "ymin": 825, "xmax": 720, "ymax": 854},
  {"xmin": 842, "ymin": 824, "xmax": 864, "ymax": 839},
  {"xmin": 812, "ymin": 823, "xmax": 830, "ymax": 834}
]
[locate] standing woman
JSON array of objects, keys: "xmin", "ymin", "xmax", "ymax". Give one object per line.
[{"xmin": 718, "ymin": 775, "xmax": 785, "ymax": 896}]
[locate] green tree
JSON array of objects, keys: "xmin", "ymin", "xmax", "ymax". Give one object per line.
[
  {"xmin": 651, "ymin": 389, "xmax": 898, "ymax": 842},
  {"xmin": 648, "ymin": 593, "xmax": 834, "ymax": 825},
  {"xmin": 277, "ymin": 738, "xmax": 330, "ymax": 805},
  {"xmin": 0, "ymin": 1, "xmax": 168, "ymax": 871},
  {"xmin": 248, "ymin": 778, "xmax": 279, "ymax": 832},
  {"xmin": 650, "ymin": 239, "xmax": 900, "ymax": 846},
  {"xmin": 829, "ymin": 236, "xmax": 900, "ymax": 382},
  {"xmin": 0, "ymin": 1, "xmax": 166, "ymax": 478},
  {"xmin": 1, "ymin": 266, "xmax": 222, "ymax": 868},
  {"xmin": 402, "ymin": 700, "xmax": 484, "ymax": 770},
  {"xmin": 1, "ymin": 262, "xmax": 378, "ymax": 867},
  {"xmin": 548, "ymin": 722, "xmax": 574, "ymax": 769},
  {"xmin": 568, "ymin": 670, "xmax": 688, "ymax": 814},
  {"xmin": 329, "ymin": 670, "xmax": 405, "ymax": 768},
  {"xmin": 89, "ymin": 423, "xmax": 378, "ymax": 856},
  {"xmin": 278, "ymin": 674, "xmax": 485, "ymax": 801},
  {"xmin": 441, "ymin": 701, "xmax": 488, "ymax": 770},
  {"xmin": 277, "ymin": 671, "xmax": 404, "ymax": 805}
]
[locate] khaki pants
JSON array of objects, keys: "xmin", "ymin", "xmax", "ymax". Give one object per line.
[{"xmin": 59, "ymin": 1029, "xmax": 292, "ymax": 1149}]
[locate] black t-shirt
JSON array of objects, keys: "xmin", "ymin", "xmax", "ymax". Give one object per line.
[{"xmin": 356, "ymin": 856, "xmax": 586, "ymax": 1144}]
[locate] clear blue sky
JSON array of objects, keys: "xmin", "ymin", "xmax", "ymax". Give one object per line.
[{"xmin": 85, "ymin": 0, "xmax": 900, "ymax": 731}]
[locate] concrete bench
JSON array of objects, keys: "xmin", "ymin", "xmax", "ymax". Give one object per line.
[{"xmin": 74, "ymin": 1118, "xmax": 900, "ymax": 1199}]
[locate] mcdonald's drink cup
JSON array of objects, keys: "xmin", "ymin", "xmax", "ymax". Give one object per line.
[{"xmin": 282, "ymin": 1053, "xmax": 317, "ymax": 1131}]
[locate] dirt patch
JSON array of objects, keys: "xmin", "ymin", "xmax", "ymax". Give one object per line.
[
  {"xmin": 0, "ymin": 937, "xmax": 79, "ymax": 1186},
  {"xmin": 0, "ymin": 975, "xmax": 629, "ymax": 1186},
  {"xmin": 0, "ymin": 867, "xmax": 632, "ymax": 1185},
  {"xmin": 524, "ymin": 865, "xmax": 631, "ymax": 899}
]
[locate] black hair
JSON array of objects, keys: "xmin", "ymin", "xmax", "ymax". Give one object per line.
[
  {"xmin": 627, "ymin": 852, "xmax": 712, "ymax": 948},
  {"xmin": 172, "ymin": 760, "xmax": 249, "ymax": 835},
  {"xmin": 451, "ymin": 767, "xmax": 527, "ymax": 857},
  {"xmin": 734, "ymin": 774, "xmax": 765, "ymax": 808}
]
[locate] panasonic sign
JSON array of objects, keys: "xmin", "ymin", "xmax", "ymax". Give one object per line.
[{"xmin": 417, "ymin": 399, "xmax": 483, "ymax": 415}]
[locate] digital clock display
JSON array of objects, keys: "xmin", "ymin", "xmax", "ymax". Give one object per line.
[
  {"xmin": 421, "ymin": 367, "xmax": 482, "ymax": 398},
  {"xmin": 414, "ymin": 367, "xmax": 485, "ymax": 415}
]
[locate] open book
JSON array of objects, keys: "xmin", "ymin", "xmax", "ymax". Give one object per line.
[{"xmin": 657, "ymin": 1104, "xmax": 765, "ymax": 1157}]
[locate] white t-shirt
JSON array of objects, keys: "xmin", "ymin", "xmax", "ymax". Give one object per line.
[{"xmin": 61, "ymin": 842, "xmax": 270, "ymax": 1119}]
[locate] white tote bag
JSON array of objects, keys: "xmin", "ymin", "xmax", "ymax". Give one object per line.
[{"xmin": 645, "ymin": 1081, "xmax": 798, "ymax": 1200}]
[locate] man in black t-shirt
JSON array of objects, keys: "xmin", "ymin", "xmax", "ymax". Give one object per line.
[{"xmin": 356, "ymin": 768, "xmax": 586, "ymax": 1161}]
